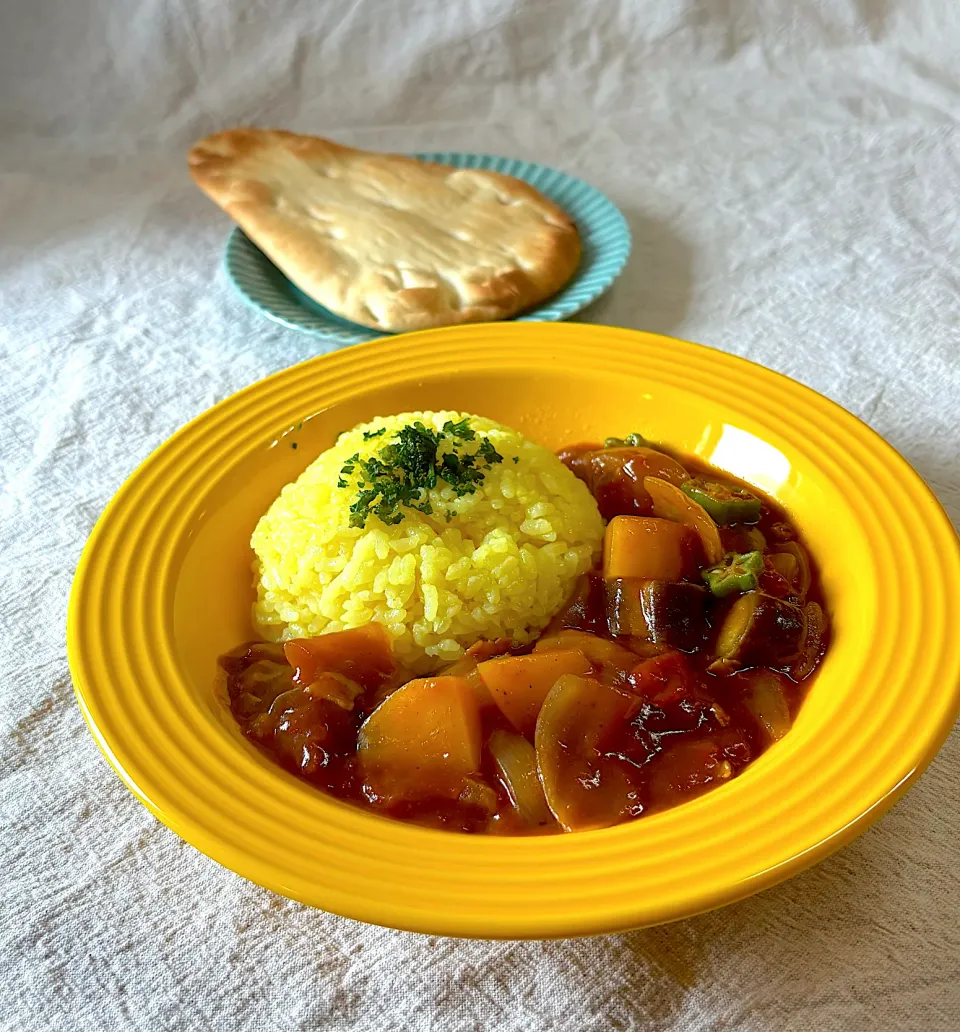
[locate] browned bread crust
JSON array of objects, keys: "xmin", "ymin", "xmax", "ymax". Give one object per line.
[{"xmin": 188, "ymin": 129, "xmax": 581, "ymax": 332}]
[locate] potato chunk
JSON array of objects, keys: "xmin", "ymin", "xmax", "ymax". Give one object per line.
[
  {"xmin": 477, "ymin": 650, "xmax": 592, "ymax": 737},
  {"xmin": 358, "ymin": 675, "xmax": 481, "ymax": 802},
  {"xmin": 603, "ymin": 516, "xmax": 696, "ymax": 581}
]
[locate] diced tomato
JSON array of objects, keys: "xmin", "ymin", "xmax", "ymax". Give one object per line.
[
  {"xmin": 627, "ymin": 651, "xmax": 696, "ymax": 705},
  {"xmin": 758, "ymin": 561, "xmax": 793, "ymax": 599},
  {"xmin": 644, "ymin": 729, "xmax": 752, "ymax": 811},
  {"xmin": 247, "ymin": 686, "xmax": 358, "ymax": 782}
]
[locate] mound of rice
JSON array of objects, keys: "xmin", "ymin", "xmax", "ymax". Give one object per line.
[{"xmin": 251, "ymin": 411, "xmax": 603, "ymax": 669}]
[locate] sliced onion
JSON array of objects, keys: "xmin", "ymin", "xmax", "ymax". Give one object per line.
[
  {"xmin": 458, "ymin": 777, "xmax": 499, "ymax": 815},
  {"xmin": 239, "ymin": 660, "xmax": 295, "ymax": 709},
  {"xmin": 791, "ymin": 601, "xmax": 824, "ymax": 681},
  {"xmin": 239, "ymin": 659, "xmax": 290, "ymax": 686},
  {"xmin": 304, "ymin": 672, "xmax": 364, "ymax": 710},
  {"xmin": 774, "ymin": 541, "xmax": 811, "ymax": 599},
  {"xmin": 742, "ymin": 670, "xmax": 792, "ymax": 742},
  {"xmin": 488, "ymin": 729, "xmax": 555, "ymax": 828},
  {"xmin": 534, "ymin": 630, "xmax": 639, "ymax": 686},
  {"xmin": 744, "ymin": 526, "xmax": 766, "ymax": 551},
  {"xmin": 643, "ymin": 476, "xmax": 723, "ymax": 564},
  {"xmin": 767, "ymin": 551, "xmax": 798, "ymax": 584}
]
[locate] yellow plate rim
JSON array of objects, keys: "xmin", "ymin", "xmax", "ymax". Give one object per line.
[{"xmin": 67, "ymin": 323, "xmax": 960, "ymax": 939}]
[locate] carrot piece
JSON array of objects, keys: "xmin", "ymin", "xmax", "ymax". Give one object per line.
[
  {"xmin": 477, "ymin": 650, "xmax": 593, "ymax": 737},
  {"xmin": 602, "ymin": 515, "xmax": 696, "ymax": 580},
  {"xmin": 643, "ymin": 476, "xmax": 724, "ymax": 564},
  {"xmin": 358, "ymin": 675, "xmax": 481, "ymax": 802},
  {"xmin": 283, "ymin": 623, "xmax": 395, "ymax": 690},
  {"xmin": 533, "ymin": 630, "xmax": 641, "ymax": 685}
]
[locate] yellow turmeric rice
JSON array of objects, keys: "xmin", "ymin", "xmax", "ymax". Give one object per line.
[{"xmin": 251, "ymin": 411, "xmax": 603, "ymax": 668}]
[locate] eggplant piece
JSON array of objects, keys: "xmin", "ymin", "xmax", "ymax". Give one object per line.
[
  {"xmin": 543, "ymin": 571, "xmax": 607, "ymax": 636},
  {"xmin": 580, "ymin": 448, "xmax": 690, "ymax": 520},
  {"xmin": 606, "ymin": 578, "xmax": 651, "ymax": 639},
  {"xmin": 710, "ymin": 592, "xmax": 806, "ymax": 672},
  {"xmin": 606, "ymin": 578, "xmax": 708, "ymax": 652}
]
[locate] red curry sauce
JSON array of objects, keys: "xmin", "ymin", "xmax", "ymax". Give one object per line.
[{"xmin": 219, "ymin": 439, "xmax": 828, "ymax": 834}]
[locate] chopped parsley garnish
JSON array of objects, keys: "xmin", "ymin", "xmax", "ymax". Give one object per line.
[
  {"xmin": 362, "ymin": 427, "xmax": 387, "ymax": 440},
  {"xmin": 340, "ymin": 419, "xmax": 503, "ymax": 528},
  {"xmin": 442, "ymin": 417, "xmax": 476, "ymax": 441}
]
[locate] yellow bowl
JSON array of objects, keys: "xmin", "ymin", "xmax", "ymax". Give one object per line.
[{"xmin": 67, "ymin": 323, "xmax": 960, "ymax": 938}]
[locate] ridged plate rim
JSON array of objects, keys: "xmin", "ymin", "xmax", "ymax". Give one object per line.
[{"xmin": 67, "ymin": 323, "xmax": 960, "ymax": 938}]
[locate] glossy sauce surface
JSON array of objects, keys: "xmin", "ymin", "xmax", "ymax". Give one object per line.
[{"xmin": 219, "ymin": 441, "xmax": 828, "ymax": 834}]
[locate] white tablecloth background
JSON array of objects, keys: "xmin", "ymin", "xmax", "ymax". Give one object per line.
[{"xmin": 2, "ymin": 1, "xmax": 958, "ymax": 1029}]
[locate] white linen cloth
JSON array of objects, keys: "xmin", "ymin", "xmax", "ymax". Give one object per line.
[{"xmin": 2, "ymin": 1, "xmax": 958, "ymax": 1029}]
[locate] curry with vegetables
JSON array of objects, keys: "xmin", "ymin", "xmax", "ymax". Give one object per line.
[{"xmin": 219, "ymin": 434, "xmax": 828, "ymax": 834}]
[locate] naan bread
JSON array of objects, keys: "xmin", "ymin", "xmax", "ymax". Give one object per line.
[{"xmin": 188, "ymin": 129, "xmax": 581, "ymax": 332}]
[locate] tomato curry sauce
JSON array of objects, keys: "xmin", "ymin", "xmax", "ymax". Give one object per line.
[{"xmin": 219, "ymin": 435, "xmax": 828, "ymax": 834}]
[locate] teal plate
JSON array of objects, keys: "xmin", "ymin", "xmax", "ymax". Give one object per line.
[{"xmin": 223, "ymin": 151, "xmax": 632, "ymax": 345}]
